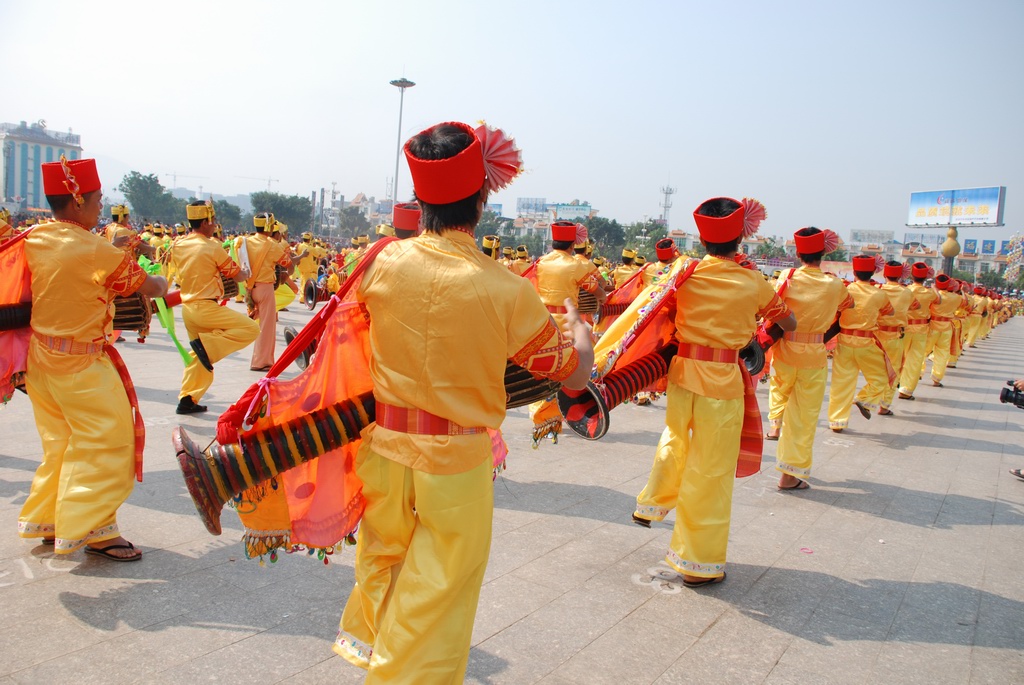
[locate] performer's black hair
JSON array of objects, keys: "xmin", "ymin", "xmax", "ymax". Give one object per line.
[
  {"xmin": 854, "ymin": 270, "xmax": 875, "ymax": 281},
  {"xmin": 552, "ymin": 240, "xmax": 574, "ymax": 251},
  {"xmin": 407, "ymin": 124, "xmax": 484, "ymax": 233},
  {"xmin": 704, "ymin": 238, "xmax": 741, "ymax": 256},
  {"xmin": 46, "ymin": 190, "xmax": 99, "ymax": 214},
  {"xmin": 621, "ymin": 257, "xmax": 634, "ymax": 266}
]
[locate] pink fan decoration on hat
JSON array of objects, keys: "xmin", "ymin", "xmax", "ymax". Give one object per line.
[
  {"xmin": 740, "ymin": 198, "xmax": 767, "ymax": 238},
  {"xmin": 874, "ymin": 255, "xmax": 886, "ymax": 273},
  {"xmin": 475, "ymin": 123, "xmax": 523, "ymax": 194},
  {"xmin": 822, "ymin": 229, "xmax": 840, "ymax": 254},
  {"xmin": 901, "ymin": 263, "xmax": 912, "ymax": 279},
  {"xmin": 926, "ymin": 266, "xmax": 936, "ymax": 279},
  {"xmin": 575, "ymin": 223, "xmax": 588, "ymax": 246}
]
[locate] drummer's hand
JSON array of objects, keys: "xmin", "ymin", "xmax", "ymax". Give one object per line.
[
  {"xmin": 561, "ymin": 299, "xmax": 588, "ymax": 337},
  {"xmin": 111, "ymin": 234, "xmax": 130, "ymax": 249}
]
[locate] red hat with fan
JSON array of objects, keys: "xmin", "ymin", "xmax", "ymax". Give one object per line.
[
  {"xmin": 551, "ymin": 220, "xmax": 577, "ymax": 242},
  {"xmin": 911, "ymin": 262, "xmax": 930, "ymax": 279},
  {"xmin": 392, "ymin": 202, "xmax": 421, "ymax": 233},
  {"xmin": 404, "ymin": 121, "xmax": 523, "ymax": 205},
  {"xmin": 935, "ymin": 274, "xmax": 952, "ymax": 291},
  {"xmin": 655, "ymin": 238, "xmax": 677, "ymax": 262},
  {"xmin": 41, "ymin": 156, "xmax": 101, "ymax": 205},
  {"xmin": 973, "ymin": 285, "xmax": 985, "ymax": 295},
  {"xmin": 852, "ymin": 255, "xmax": 877, "ymax": 272},
  {"xmin": 883, "ymin": 262, "xmax": 903, "ymax": 279},
  {"xmin": 693, "ymin": 197, "xmax": 767, "ymax": 243}
]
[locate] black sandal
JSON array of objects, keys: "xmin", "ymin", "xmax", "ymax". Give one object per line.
[
  {"xmin": 683, "ymin": 572, "xmax": 726, "ymax": 588},
  {"xmin": 84, "ymin": 543, "xmax": 142, "ymax": 562}
]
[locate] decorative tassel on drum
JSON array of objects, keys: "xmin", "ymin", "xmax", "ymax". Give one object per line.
[{"xmin": 173, "ymin": 391, "xmax": 375, "ymax": 536}]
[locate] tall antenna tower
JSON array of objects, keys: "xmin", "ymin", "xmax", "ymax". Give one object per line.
[{"xmin": 660, "ymin": 183, "xmax": 676, "ymax": 226}]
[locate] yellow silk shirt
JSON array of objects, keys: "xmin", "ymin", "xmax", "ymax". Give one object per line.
[
  {"xmin": 877, "ymin": 282, "xmax": 915, "ymax": 341},
  {"xmin": 358, "ymin": 229, "xmax": 578, "ymax": 475},
  {"xmin": 535, "ymin": 250, "xmax": 600, "ymax": 308},
  {"xmin": 244, "ymin": 233, "xmax": 289, "ymax": 284},
  {"xmin": 295, "ymin": 241, "xmax": 322, "ymax": 276},
  {"xmin": 670, "ymin": 255, "xmax": 790, "ymax": 400},
  {"xmin": 170, "ymin": 232, "xmax": 242, "ymax": 303},
  {"xmin": 611, "ymin": 264, "xmax": 639, "ymax": 289},
  {"xmin": 928, "ymin": 291, "xmax": 961, "ymax": 331},
  {"xmin": 25, "ymin": 221, "xmax": 147, "ymax": 374},
  {"xmin": 105, "ymin": 222, "xmax": 137, "ymax": 252},
  {"xmin": 905, "ymin": 283, "xmax": 939, "ymax": 334},
  {"xmin": 773, "ymin": 266, "xmax": 853, "ymax": 368},
  {"xmin": 509, "ymin": 259, "xmax": 531, "ymax": 276},
  {"xmin": 837, "ymin": 281, "xmax": 893, "ymax": 348}
]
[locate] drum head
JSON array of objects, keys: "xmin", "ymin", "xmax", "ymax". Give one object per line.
[
  {"xmin": 304, "ymin": 280, "xmax": 317, "ymax": 310},
  {"xmin": 557, "ymin": 382, "xmax": 610, "ymax": 440},
  {"xmin": 739, "ymin": 339, "xmax": 766, "ymax": 377}
]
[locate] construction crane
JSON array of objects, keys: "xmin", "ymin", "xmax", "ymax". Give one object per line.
[
  {"xmin": 236, "ymin": 176, "xmax": 280, "ymax": 191},
  {"xmin": 162, "ymin": 172, "xmax": 207, "ymax": 188}
]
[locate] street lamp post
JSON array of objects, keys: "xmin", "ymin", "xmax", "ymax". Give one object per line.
[{"xmin": 389, "ymin": 77, "xmax": 416, "ymax": 218}]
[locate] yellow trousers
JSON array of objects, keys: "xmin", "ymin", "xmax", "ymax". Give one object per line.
[
  {"xmin": 898, "ymin": 330, "xmax": 929, "ymax": 396},
  {"xmin": 180, "ymin": 299, "xmax": 260, "ymax": 402},
  {"xmin": 250, "ymin": 282, "xmax": 278, "ymax": 369},
  {"xmin": 634, "ymin": 426, "xmax": 683, "ymax": 521},
  {"xmin": 659, "ymin": 383, "xmax": 742, "ymax": 579},
  {"xmin": 828, "ymin": 342, "xmax": 889, "ymax": 429},
  {"xmin": 925, "ymin": 327, "xmax": 953, "ymax": 383},
  {"xmin": 336, "ymin": 445, "xmax": 493, "ymax": 684},
  {"xmin": 879, "ymin": 335, "xmax": 905, "ymax": 409},
  {"xmin": 966, "ymin": 314, "xmax": 982, "ymax": 347},
  {"xmin": 773, "ymin": 361, "xmax": 828, "ymax": 479},
  {"xmin": 766, "ymin": 368, "xmax": 789, "ymax": 431},
  {"xmin": 949, "ymin": 321, "xmax": 964, "ymax": 365},
  {"xmin": 979, "ymin": 312, "xmax": 993, "ymax": 340},
  {"xmin": 18, "ymin": 355, "xmax": 134, "ymax": 553}
]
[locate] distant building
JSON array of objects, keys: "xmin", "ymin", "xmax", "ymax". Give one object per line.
[{"xmin": 1, "ymin": 120, "xmax": 83, "ymax": 208}]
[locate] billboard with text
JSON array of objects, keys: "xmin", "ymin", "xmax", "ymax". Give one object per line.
[{"xmin": 906, "ymin": 186, "xmax": 1005, "ymax": 227}]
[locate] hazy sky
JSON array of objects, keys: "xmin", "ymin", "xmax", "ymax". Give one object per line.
[{"xmin": 4, "ymin": 0, "xmax": 1023, "ymax": 241}]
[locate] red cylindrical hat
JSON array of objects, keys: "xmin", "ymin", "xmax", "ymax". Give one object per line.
[
  {"xmin": 404, "ymin": 122, "xmax": 484, "ymax": 205},
  {"xmin": 392, "ymin": 202, "xmax": 421, "ymax": 232},
  {"xmin": 935, "ymin": 274, "xmax": 951, "ymax": 290},
  {"xmin": 693, "ymin": 197, "xmax": 744, "ymax": 242},
  {"xmin": 852, "ymin": 256, "xmax": 876, "ymax": 271},
  {"xmin": 41, "ymin": 158, "xmax": 101, "ymax": 197},
  {"xmin": 911, "ymin": 262, "xmax": 929, "ymax": 278},
  {"xmin": 974, "ymin": 285, "xmax": 985, "ymax": 295},
  {"xmin": 793, "ymin": 229, "xmax": 825, "ymax": 254},
  {"xmin": 655, "ymin": 238, "xmax": 676, "ymax": 262},
  {"xmin": 551, "ymin": 220, "xmax": 577, "ymax": 242},
  {"xmin": 883, "ymin": 263, "xmax": 903, "ymax": 278}
]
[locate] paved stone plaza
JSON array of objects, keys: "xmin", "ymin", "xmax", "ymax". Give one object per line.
[{"xmin": 2, "ymin": 303, "xmax": 1023, "ymax": 684}]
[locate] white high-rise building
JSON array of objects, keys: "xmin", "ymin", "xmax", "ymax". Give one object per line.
[{"xmin": 1, "ymin": 121, "xmax": 83, "ymax": 209}]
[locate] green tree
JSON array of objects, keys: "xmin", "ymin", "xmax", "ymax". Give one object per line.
[
  {"xmin": 622, "ymin": 221, "xmax": 667, "ymax": 259},
  {"xmin": 977, "ymin": 270, "xmax": 1006, "ymax": 288},
  {"xmin": 213, "ymin": 199, "xmax": 242, "ymax": 230},
  {"xmin": 823, "ymin": 247, "xmax": 848, "ymax": 261},
  {"xmin": 336, "ymin": 206, "xmax": 371, "ymax": 240},
  {"xmin": 475, "ymin": 211, "xmax": 513, "ymax": 242},
  {"xmin": 754, "ymin": 236, "xmax": 787, "ymax": 259},
  {"xmin": 581, "ymin": 216, "xmax": 625, "ymax": 257},
  {"xmin": 250, "ymin": 191, "xmax": 314, "ymax": 233},
  {"xmin": 117, "ymin": 171, "xmax": 186, "ymax": 224}
]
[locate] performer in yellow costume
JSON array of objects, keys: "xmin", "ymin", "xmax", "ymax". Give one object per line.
[
  {"xmin": 105, "ymin": 204, "xmax": 156, "ymax": 260},
  {"xmin": 966, "ymin": 285, "xmax": 986, "ymax": 347},
  {"xmin": 920, "ymin": 274, "xmax": 961, "ymax": 387},
  {"xmin": 633, "ymin": 197, "xmax": 793, "ymax": 585},
  {"xmin": 245, "ymin": 213, "xmax": 300, "ymax": 371},
  {"xmin": 768, "ymin": 228, "xmax": 852, "ymax": 489},
  {"xmin": 172, "ymin": 201, "xmax": 259, "ymax": 413},
  {"xmin": 611, "ymin": 248, "xmax": 640, "ymax": 289},
  {"xmin": 18, "ymin": 157, "xmax": 167, "ymax": 560},
  {"xmin": 897, "ymin": 262, "xmax": 939, "ymax": 400},
  {"xmin": 334, "ymin": 121, "xmax": 594, "ymax": 683},
  {"xmin": 294, "ymin": 231, "xmax": 322, "ymax": 292},
  {"xmin": 510, "ymin": 244, "xmax": 531, "ymax": 275},
  {"xmin": 528, "ymin": 220, "xmax": 606, "ymax": 443},
  {"xmin": 827, "ymin": 256, "xmax": 895, "ymax": 431},
  {"xmin": 876, "ymin": 261, "xmax": 914, "ymax": 414}
]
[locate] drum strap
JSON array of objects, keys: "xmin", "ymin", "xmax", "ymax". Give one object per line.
[{"xmin": 376, "ymin": 402, "xmax": 486, "ymax": 436}]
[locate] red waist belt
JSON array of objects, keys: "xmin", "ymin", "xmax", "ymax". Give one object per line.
[
  {"xmin": 839, "ymin": 328, "xmax": 875, "ymax": 338},
  {"xmin": 906, "ymin": 318, "xmax": 930, "ymax": 325},
  {"xmin": 877, "ymin": 325, "xmax": 902, "ymax": 333},
  {"xmin": 545, "ymin": 305, "xmax": 568, "ymax": 314},
  {"xmin": 376, "ymin": 402, "xmax": 487, "ymax": 436},
  {"xmin": 930, "ymin": 315, "xmax": 953, "ymax": 322},
  {"xmin": 676, "ymin": 342, "xmax": 739, "ymax": 363},
  {"xmin": 782, "ymin": 331, "xmax": 824, "ymax": 344}
]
